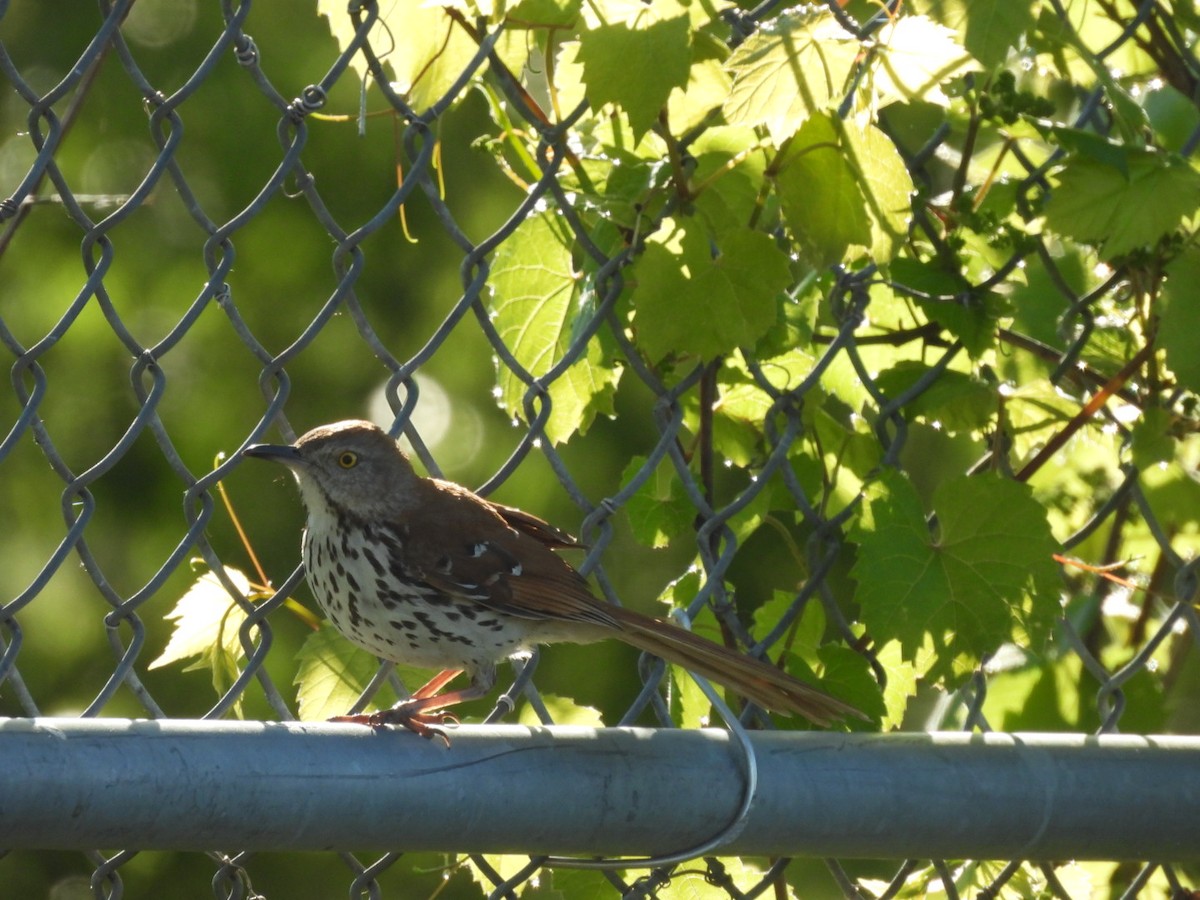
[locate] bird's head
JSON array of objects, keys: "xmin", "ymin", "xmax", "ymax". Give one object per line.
[{"xmin": 244, "ymin": 419, "xmax": 420, "ymax": 518}]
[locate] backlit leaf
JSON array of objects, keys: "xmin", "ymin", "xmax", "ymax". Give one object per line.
[
  {"xmin": 909, "ymin": 0, "xmax": 1036, "ymax": 68},
  {"xmin": 776, "ymin": 113, "xmax": 913, "ymax": 266},
  {"xmin": 490, "ymin": 211, "xmax": 620, "ymax": 444},
  {"xmin": 632, "ymin": 225, "xmax": 791, "ymax": 361},
  {"xmin": 576, "ymin": 15, "xmax": 692, "ymax": 138},
  {"xmin": 1159, "ymin": 247, "xmax": 1200, "ymax": 393},
  {"xmin": 723, "ymin": 9, "xmax": 860, "ymax": 144},
  {"xmin": 851, "ymin": 469, "xmax": 1060, "ymax": 683},
  {"xmin": 151, "ymin": 566, "xmax": 253, "ymax": 671},
  {"xmin": 294, "ymin": 623, "xmax": 382, "ymax": 721},
  {"xmin": 1044, "ymin": 149, "xmax": 1200, "ymax": 259},
  {"xmin": 869, "ymin": 15, "xmax": 977, "ymax": 107}
]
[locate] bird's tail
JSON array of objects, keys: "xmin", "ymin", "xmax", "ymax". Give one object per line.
[{"xmin": 609, "ymin": 606, "xmax": 866, "ymax": 726}]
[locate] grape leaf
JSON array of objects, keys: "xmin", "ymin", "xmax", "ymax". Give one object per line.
[
  {"xmin": 875, "ymin": 639, "xmax": 923, "ymax": 729},
  {"xmin": 576, "ymin": 15, "xmax": 692, "ymax": 138},
  {"xmin": 507, "ymin": 0, "xmax": 581, "ymax": 28},
  {"xmin": 490, "ymin": 210, "xmax": 620, "ymax": 444},
  {"xmin": 622, "ymin": 454, "xmax": 693, "ymax": 549},
  {"xmin": 776, "ymin": 112, "xmax": 914, "ymax": 266},
  {"xmin": 151, "ymin": 566, "xmax": 253, "ymax": 672},
  {"xmin": 1044, "ymin": 150, "xmax": 1200, "ymax": 259},
  {"xmin": 851, "ymin": 469, "xmax": 1060, "ymax": 683},
  {"xmin": 670, "ymin": 664, "xmax": 714, "ymax": 728},
  {"xmin": 631, "ymin": 225, "xmax": 791, "ymax": 361},
  {"xmin": 318, "ymin": 1, "xmax": 479, "ymax": 111},
  {"xmin": 534, "ymin": 869, "xmax": 616, "ymax": 900},
  {"xmin": 776, "ymin": 114, "xmax": 871, "ymax": 266},
  {"xmin": 1160, "ymin": 246, "xmax": 1200, "ymax": 393},
  {"xmin": 889, "ymin": 256, "xmax": 1005, "ymax": 357},
  {"xmin": 294, "ymin": 623, "xmax": 382, "ymax": 721},
  {"xmin": 517, "ymin": 692, "xmax": 603, "ymax": 726},
  {"xmin": 689, "ymin": 126, "xmax": 769, "ymax": 237},
  {"xmin": 151, "ymin": 566, "xmax": 265, "ymax": 717},
  {"xmin": 909, "ymin": 0, "xmax": 1037, "ymax": 69},
  {"xmin": 1129, "ymin": 408, "xmax": 1176, "ymax": 471},
  {"xmin": 723, "ymin": 8, "xmax": 860, "ymax": 144},
  {"xmin": 869, "ymin": 15, "xmax": 977, "ymax": 107},
  {"xmin": 872, "ymin": 361, "xmax": 996, "ymax": 434}
]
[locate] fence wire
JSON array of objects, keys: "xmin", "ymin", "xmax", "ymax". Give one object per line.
[{"xmin": 1, "ymin": 0, "xmax": 1198, "ymax": 897}]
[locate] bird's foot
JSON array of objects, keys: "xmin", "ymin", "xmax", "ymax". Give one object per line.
[{"xmin": 330, "ymin": 703, "xmax": 459, "ymax": 745}]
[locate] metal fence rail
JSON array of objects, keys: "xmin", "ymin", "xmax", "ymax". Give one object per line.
[
  {"xmin": 1, "ymin": 0, "xmax": 1198, "ymax": 897},
  {"xmin": 3, "ymin": 720, "xmax": 1200, "ymax": 863}
]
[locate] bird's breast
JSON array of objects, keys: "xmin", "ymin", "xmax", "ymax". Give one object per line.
[{"xmin": 300, "ymin": 512, "xmax": 536, "ymax": 672}]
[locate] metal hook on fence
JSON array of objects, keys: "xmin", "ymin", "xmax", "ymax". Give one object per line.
[{"xmin": 538, "ymin": 610, "xmax": 760, "ymax": 871}]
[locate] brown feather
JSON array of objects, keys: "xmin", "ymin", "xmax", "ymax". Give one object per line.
[{"xmin": 605, "ymin": 605, "xmax": 865, "ymax": 725}]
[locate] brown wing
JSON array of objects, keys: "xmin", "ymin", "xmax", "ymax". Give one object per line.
[
  {"xmin": 404, "ymin": 478, "xmax": 618, "ymax": 629},
  {"xmin": 489, "ymin": 500, "xmax": 584, "ymax": 550}
]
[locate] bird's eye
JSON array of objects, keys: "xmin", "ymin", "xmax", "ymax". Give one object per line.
[{"xmin": 337, "ymin": 451, "xmax": 358, "ymax": 469}]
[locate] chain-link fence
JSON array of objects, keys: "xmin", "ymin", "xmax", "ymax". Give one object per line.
[{"xmin": 2, "ymin": 0, "xmax": 1199, "ymax": 897}]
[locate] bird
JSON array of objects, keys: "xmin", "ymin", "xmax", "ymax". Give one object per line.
[{"xmin": 244, "ymin": 419, "xmax": 864, "ymax": 738}]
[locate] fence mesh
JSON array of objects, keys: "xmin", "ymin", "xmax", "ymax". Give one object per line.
[{"xmin": 2, "ymin": 0, "xmax": 1199, "ymax": 897}]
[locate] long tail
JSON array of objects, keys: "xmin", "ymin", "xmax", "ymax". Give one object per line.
[{"xmin": 609, "ymin": 606, "xmax": 866, "ymax": 726}]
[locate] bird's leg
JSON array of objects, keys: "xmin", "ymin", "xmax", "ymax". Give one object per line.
[
  {"xmin": 332, "ymin": 668, "xmax": 494, "ymax": 743},
  {"xmin": 410, "ymin": 668, "xmax": 465, "ymax": 700},
  {"xmin": 331, "ymin": 667, "xmax": 460, "ymax": 734}
]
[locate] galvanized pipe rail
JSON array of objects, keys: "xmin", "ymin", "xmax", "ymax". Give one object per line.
[{"xmin": 1, "ymin": 719, "xmax": 1195, "ymax": 861}]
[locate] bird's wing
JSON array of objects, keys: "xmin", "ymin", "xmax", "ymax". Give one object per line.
[
  {"xmin": 489, "ymin": 501, "xmax": 584, "ymax": 550},
  {"xmin": 405, "ymin": 480, "xmax": 618, "ymax": 629}
]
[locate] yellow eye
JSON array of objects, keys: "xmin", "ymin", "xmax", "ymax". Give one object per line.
[{"xmin": 337, "ymin": 451, "xmax": 358, "ymax": 469}]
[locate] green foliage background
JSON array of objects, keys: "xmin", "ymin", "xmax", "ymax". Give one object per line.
[{"xmin": 1, "ymin": 0, "xmax": 1198, "ymax": 896}]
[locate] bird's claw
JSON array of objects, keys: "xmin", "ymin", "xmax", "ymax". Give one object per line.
[{"xmin": 330, "ymin": 705, "xmax": 459, "ymax": 746}]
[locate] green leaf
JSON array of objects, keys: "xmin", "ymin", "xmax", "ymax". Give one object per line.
[
  {"xmin": 668, "ymin": 50, "xmax": 732, "ymax": 134},
  {"xmin": 517, "ymin": 692, "xmax": 604, "ymax": 726},
  {"xmin": 723, "ymin": 8, "xmax": 860, "ymax": 144},
  {"xmin": 747, "ymin": 594, "xmax": 878, "ymax": 723},
  {"xmin": 851, "ymin": 469, "xmax": 1060, "ymax": 683},
  {"xmin": 1048, "ymin": 126, "xmax": 1136, "ymax": 176},
  {"xmin": 873, "ymin": 362, "xmax": 996, "ymax": 434},
  {"xmin": 753, "ymin": 590, "xmax": 824, "ymax": 668},
  {"xmin": 151, "ymin": 565, "xmax": 266, "ymax": 718},
  {"xmin": 622, "ymin": 454, "xmax": 694, "ymax": 548},
  {"xmin": 631, "ymin": 224, "xmax": 791, "ymax": 361},
  {"xmin": 1044, "ymin": 149, "xmax": 1200, "ymax": 259},
  {"xmin": 776, "ymin": 114, "xmax": 871, "ymax": 266},
  {"xmin": 318, "ymin": 1, "xmax": 482, "ymax": 111},
  {"xmin": 868, "ymin": 15, "xmax": 977, "ymax": 107},
  {"xmin": 776, "ymin": 112, "xmax": 913, "ymax": 266},
  {"xmin": 294, "ymin": 623, "xmax": 383, "ymax": 721},
  {"xmin": 576, "ymin": 15, "xmax": 692, "ymax": 138},
  {"xmin": 1129, "ymin": 408, "xmax": 1176, "ymax": 471},
  {"xmin": 669, "ymin": 663, "xmax": 714, "ymax": 728},
  {"xmin": 490, "ymin": 210, "xmax": 620, "ymax": 444},
  {"xmin": 151, "ymin": 566, "xmax": 252, "ymax": 673},
  {"xmin": 1143, "ymin": 84, "xmax": 1200, "ymax": 154},
  {"xmin": 875, "ymin": 639, "xmax": 922, "ymax": 729},
  {"xmin": 534, "ymin": 869, "xmax": 614, "ymax": 900},
  {"xmin": 888, "ymin": 256, "xmax": 1004, "ymax": 357},
  {"xmin": 1160, "ymin": 246, "xmax": 1200, "ymax": 393},
  {"xmin": 909, "ymin": 0, "xmax": 1037, "ymax": 69},
  {"xmin": 689, "ymin": 126, "xmax": 769, "ymax": 236},
  {"xmin": 507, "ymin": 0, "xmax": 581, "ymax": 28},
  {"xmin": 716, "ymin": 350, "xmax": 817, "ymax": 423},
  {"xmin": 817, "ymin": 644, "xmax": 886, "ymax": 724}
]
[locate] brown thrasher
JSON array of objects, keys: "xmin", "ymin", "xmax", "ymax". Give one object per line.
[{"xmin": 245, "ymin": 419, "xmax": 863, "ymax": 737}]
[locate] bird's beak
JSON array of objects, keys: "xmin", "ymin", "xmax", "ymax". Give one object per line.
[{"xmin": 243, "ymin": 442, "xmax": 302, "ymax": 466}]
